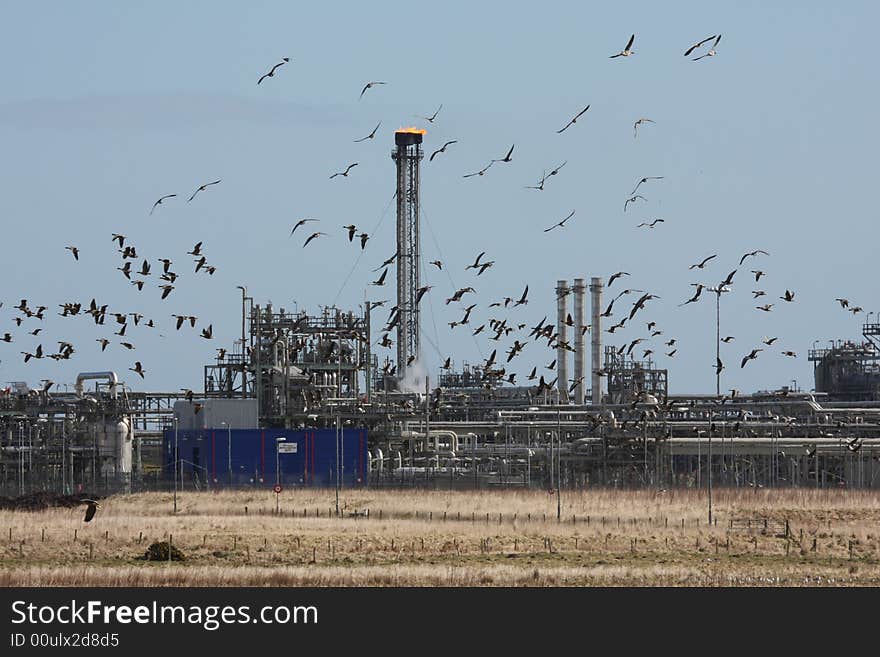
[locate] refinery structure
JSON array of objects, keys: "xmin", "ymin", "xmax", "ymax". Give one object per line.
[{"xmin": 3, "ymin": 129, "xmax": 880, "ymax": 495}]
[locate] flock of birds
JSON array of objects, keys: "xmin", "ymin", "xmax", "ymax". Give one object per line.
[{"xmin": 0, "ymin": 32, "xmax": 868, "ymax": 401}]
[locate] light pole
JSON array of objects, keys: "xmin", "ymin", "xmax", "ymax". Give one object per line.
[
  {"xmin": 708, "ymin": 417, "xmax": 714, "ymax": 526},
  {"xmin": 236, "ymin": 285, "xmax": 247, "ymax": 399},
  {"xmin": 221, "ymin": 421, "xmax": 232, "ymax": 486},
  {"xmin": 705, "ymin": 285, "xmax": 730, "ymax": 396},
  {"xmin": 172, "ymin": 416, "xmax": 179, "ymax": 514}
]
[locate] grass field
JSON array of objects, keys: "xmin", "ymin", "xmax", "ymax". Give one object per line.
[{"xmin": 2, "ymin": 488, "xmax": 880, "ymax": 586}]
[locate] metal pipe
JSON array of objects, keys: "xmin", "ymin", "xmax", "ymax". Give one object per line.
[
  {"xmin": 74, "ymin": 372, "xmax": 118, "ymax": 399},
  {"xmin": 556, "ymin": 280, "xmax": 569, "ymax": 402},
  {"xmin": 590, "ymin": 277, "xmax": 603, "ymax": 405},
  {"xmin": 572, "ymin": 278, "xmax": 586, "ymax": 405}
]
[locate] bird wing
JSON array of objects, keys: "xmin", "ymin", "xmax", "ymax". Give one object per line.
[
  {"xmin": 714, "ymin": 34, "xmax": 722, "ymax": 47},
  {"xmin": 625, "ymin": 34, "xmax": 635, "ymax": 50}
]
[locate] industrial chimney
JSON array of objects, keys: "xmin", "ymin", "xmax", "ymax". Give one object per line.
[
  {"xmin": 590, "ymin": 277, "xmax": 603, "ymax": 405},
  {"xmin": 556, "ymin": 280, "xmax": 570, "ymax": 402},
  {"xmin": 392, "ymin": 128, "xmax": 425, "ymax": 379},
  {"xmin": 572, "ymin": 278, "xmax": 586, "ymax": 404}
]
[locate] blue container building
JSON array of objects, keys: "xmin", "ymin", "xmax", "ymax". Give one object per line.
[{"xmin": 162, "ymin": 427, "xmax": 368, "ymax": 487}]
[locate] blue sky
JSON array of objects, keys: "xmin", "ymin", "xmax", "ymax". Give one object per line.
[{"xmin": 0, "ymin": 1, "xmax": 877, "ymax": 395}]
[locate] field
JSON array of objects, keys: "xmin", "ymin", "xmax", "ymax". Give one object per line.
[{"xmin": 2, "ymin": 488, "xmax": 880, "ymax": 586}]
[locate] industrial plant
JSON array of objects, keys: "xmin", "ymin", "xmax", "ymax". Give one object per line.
[{"xmin": 3, "ymin": 128, "xmax": 879, "ymax": 497}]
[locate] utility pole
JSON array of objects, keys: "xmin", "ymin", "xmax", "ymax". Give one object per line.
[
  {"xmin": 172, "ymin": 417, "xmax": 179, "ymax": 514},
  {"xmin": 556, "ymin": 407, "xmax": 561, "ymax": 522}
]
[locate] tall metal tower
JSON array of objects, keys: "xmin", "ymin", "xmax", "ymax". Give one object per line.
[{"xmin": 392, "ymin": 128, "xmax": 425, "ymax": 379}]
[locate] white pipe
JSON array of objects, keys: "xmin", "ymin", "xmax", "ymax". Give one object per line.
[{"xmin": 75, "ymin": 371, "xmax": 118, "ymax": 399}]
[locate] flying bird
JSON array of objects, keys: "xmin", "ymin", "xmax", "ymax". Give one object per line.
[
  {"xmin": 544, "ymin": 210, "xmax": 575, "ymax": 233},
  {"xmin": 290, "ymin": 218, "xmax": 318, "ymax": 236},
  {"xmin": 129, "ymin": 361, "xmax": 145, "ymax": 378},
  {"xmin": 692, "ymin": 35, "xmax": 722, "ymax": 61},
  {"xmin": 557, "ymin": 105, "xmax": 590, "ymax": 133},
  {"xmin": 756, "ymin": 304, "xmax": 773, "ymax": 312},
  {"xmin": 633, "ymin": 118, "xmax": 655, "ymax": 139},
  {"xmin": 187, "ymin": 179, "xmax": 222, "ymax": 202},
  {"xmin": 492, "ymin": 144, "xmax": 515, "ymax": 163},
  {"xmin": 150, "ymin": 194, "xmax": 176, "ymax": 215},
  {"xmin": 463, "ymin": 162, "xmax": 493, "ymax": 178},
  {"xmin": 429, "ymin": 260, "xmax": 443, "ymax": 270},
  {"xmin": 81, "ymin": 499, "xmax": 100, "ymax": 522},
  {"xmin": 429, "ymin": 140, "xmax": 457, "ymax": 162},
  {"xmin": 354, "ymin": 122, "xmax": 381, "ymax": 142},
  {"xmin": 781, "ymin": 350, "xmax": 797, "ymax": 357},
  {"xmin": 343, "ymin": 224, "xmax": 357, "ymax": 242},
  {"xmin": 257, "ymin": 57, "xmax": 290, "ymax": 84},
  {"xmin": 187, "ymin": 242, "xmax": 203, "ymax": 256},
  {"xmin": 683, "ymin": 35, "xmax": 717, "ymax": 57},
  {"xmin": 417, "ymin": 104, "xmax": 442, "ymax": 123},
  {"xmin": 330, "ymin": 163, "xmax": 358, "ymax": 179},
  {"xmin": 741, "ymin": 348, "xmax": 763, "ymax": 368},
  {"xmin": 780, "ymin": 290, "xmax": 795, "ymax": 302},
  {"xmin": 636, "ymin": 218, "xmax": 664, "ymax": 228},
  {"xmin": 630, "ymin": 176, "xmax": 664, "ymax": 195},
  {"xmin": 514, "ymin": 285, "xmax": 529, "ymax": 306},
  {"xmin": 358, "ymin": 233, "xmax": 369, "ymax": 250},
  {"xmin": 739, "ymin": 249, "xmax": 769, "ymax": 266},
  {"xmin": 835, "ymin": 298, "xmax": 849, "ymax": 309},
  {"xmin": 623, "ymin": 195, "xmax": 647, "ymax": 212},
  {"xmin": 608, "ymin": 272, "xmax": 630, "ymax": 287},
  {"xmin": 609, "ymin": 34, "xmax": 636, "ymax": 58},
  {"xmin": 65, "ymin": 246, "xmax": 79, "ymax": 261},
  {"xmin": 303, "ymin": 232, "xmax": 326, "ymax": 248},
  {"xmin": 359, "ymin": 81, "xmax": 386, "ymax": 99},
  {"xmin": 689, "ymin": 254, "xmax": 717, "ymax": 270}
]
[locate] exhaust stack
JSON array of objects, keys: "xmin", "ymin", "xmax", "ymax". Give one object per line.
[
  {"xmin": 590, "ymin": 277, "xmax": 603, "ymax": 405},
  {"xmin": 556, "ymin": 280, "xmax": 570, "ymax": 402},
  {"xmin": 572, "ymin": 278, "xmax": 586, "ymax": 404}
]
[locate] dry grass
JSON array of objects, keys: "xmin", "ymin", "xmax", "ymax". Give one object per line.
[{"xmin": 1, "ymin": 488, "xmax": 879, "ymax": 586}]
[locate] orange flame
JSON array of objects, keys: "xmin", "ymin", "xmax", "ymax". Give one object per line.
[{"xmin": 395, "ymin": 126, "xmax": 427, "ymax": 135}]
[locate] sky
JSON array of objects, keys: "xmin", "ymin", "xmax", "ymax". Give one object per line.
[{"xmin": 0, "ymin": 1, "xmax": 877, "ymax": 396}]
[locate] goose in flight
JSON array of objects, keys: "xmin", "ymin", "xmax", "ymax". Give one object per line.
[
  {"xmin": 633, "ymin": 118, "xmax": 655, "ymax": 139},
  {"xmin": 608, "ymin": 271, "xmax": 630, "ymax": 287},
  {"xmin": 630, "ymin": 176, "xmax": 663, "ymax": 195},
  {"xmin": 492, "ymin": 144, "xmax": 515, "ymax": 163},
  {"xmin": 557, "ymin": 105, "xmax": 590, "ymax": 133},
  {"xmin": 544, "ymin": 210, "xmax": 575, "ymax": 233},
  {"xmin": 692, "ymin": 35, "xmax": 722, "ymax": 61},
  {"xmin": 417, "ymin": 104, "xmax": 442, "ymax": 123},
  {"xmin": 65, "ymin": 246, "xmax": 80, "ymax": 261},
  {"xmin": 290, "ymin": 218, "xmax": 317, "ymax": 236},
  {"xmin": 683, "ymin": 35, "xmax": 717, "ymax": 57},
  {"xmin": 463, "ymin": 162, "xmax": 493, "ymax": 178},
  {"xmin": 129, "ymin": 361, "xmax": 146, "ymax": 378},
  {"xmin": 780, "ymin": 289, "xmax": 795, "ymax": 302},
  {"xmin": 257, "ymin": 57, "xmax": 290, "ymax": 84},
  {"xmin": 359, "ymin": 81, "xmax": 386, "ymax": 99},
  {"xmin": 636, "ymin": 218, "xmax": 664, "ymax": 228},
  {"xmin": 150, "ymin": 194, "xmax": 176, "ymax": 215},
  {"xmin": 689, "ymin": 254, "xmax": 717, "ymax": 270},
  {"xmin": 330, "ymin": 163, "xmax": 358, "ymax": 179},
  {"xmin": 739, "ymin": 249, "xmax": 769, "ymax": 265},
  {"xmin": 371, "ymin": 268, "xmax": 388, "ymax": 286},
  {"xmin": 303, "ymin": 232, "xmax": 326, "ymax": 248},
  {"xmin": 354, "ymin": 122, "xmax": 381, "ymax": 142},
  {"xmin": 187, "ymin": 179, "xmax": 221, "ymax": 202},
  {"xmin": 741, "ymin": 348, "xmax": 763, "ymax": 368},
  {"xmin": 81, "ymin": 499, "xmax": 100, "ymax": 522},
  {"xmin": 623, "ymin": 195, "xmax": 647, "ymax": 212},
  {"xmin": 429, "ymin": 140, "xmax": 457, "ymax": 162},
  {"xmin": 610, "ymin": 34, "xmax": 635, "ymax": 58}
]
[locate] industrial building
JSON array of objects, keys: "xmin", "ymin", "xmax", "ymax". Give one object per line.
[{"xmin": 3, "ymin": 128, "xmax": 880, "ymax": 496}]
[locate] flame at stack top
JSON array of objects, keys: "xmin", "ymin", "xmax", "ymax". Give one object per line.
[{"xmin": 395, "ymin": 126, "xmax": 426, "ymax": 146}]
